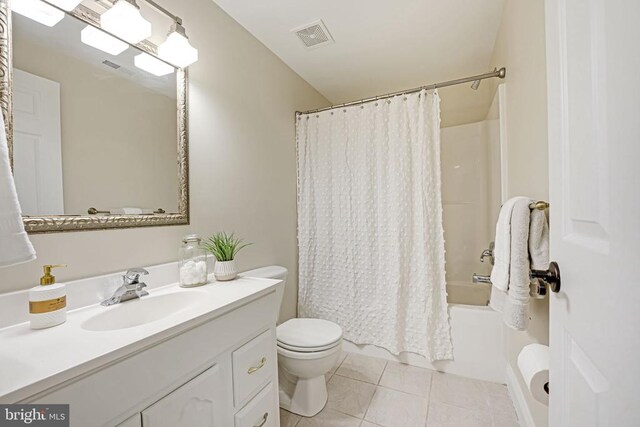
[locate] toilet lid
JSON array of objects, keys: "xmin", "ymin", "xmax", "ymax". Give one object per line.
[{"xmin": 277, "ymin": 318, "xmax": 343, "ymax": 350}]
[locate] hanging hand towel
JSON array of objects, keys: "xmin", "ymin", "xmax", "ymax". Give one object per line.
[
  {"xmin": 502, "ymin": 198, "xmax": 533, "ymax": 330},
  {"xmin": 529, "ymin": 209, "xmax": 549, "ymax": 270},
  {"xmin": 0, "ymin": 113, "xmax": 36, "ymax": 267},
  {"xmin": 109, "ymin": 207, "xmax": 150, "ymax": 215},
  {"xmin": 489, "ymin": 197, "xmax": 550, "ymax": 330},
  {"xmin": 490, "ymin": 196, "xmax": 529, "ymax": 294}
]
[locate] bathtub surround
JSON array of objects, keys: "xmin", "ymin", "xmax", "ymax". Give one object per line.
[
  {"xmin": 0, "ymin": 0, "xmax": 329, "ymax": 326},
  {"xmin": 440, "ymin": 120, "xmax": 496, "ymax": 283},
  {"xmin": 296, "ymin": 90, "xmax": 451, "ymax": 361},
  {"xmin": 0, "ymin": 112, "xmax": 36, "ymax": 268}
]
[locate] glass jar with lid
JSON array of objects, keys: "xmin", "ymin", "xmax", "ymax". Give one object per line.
[{"xmin": 178, "ymin": 234, "xmax": 208, "ymax": 287}]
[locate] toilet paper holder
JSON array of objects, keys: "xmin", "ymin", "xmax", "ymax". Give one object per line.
[{"xmin": 530, "ymin": 261, "xmax": 561, "ymax": 293}]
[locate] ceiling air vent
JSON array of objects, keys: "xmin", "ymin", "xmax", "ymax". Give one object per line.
[
  {"xmin": 102, "ymin": 60, "xmax": 121, "ymax": 69},
  {"xmin": 292, "ymin": 19, "xmax": 334, "ymax": 49}
]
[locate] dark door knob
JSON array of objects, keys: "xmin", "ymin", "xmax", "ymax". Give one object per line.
[{"xmin": 531, "ymin": 261, "xmax": 561, "ymax": 293}]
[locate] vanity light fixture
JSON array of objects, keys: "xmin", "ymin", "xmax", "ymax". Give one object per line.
[
  {"xmin": 81, "ymin": 25, "xmax": 129, "ymax": 56},
  {"xmin": 11, "ymin": 0, "xmax": 65, "ymax": 27},
  {"xmin": 46, "ymin": 0, "xmax": 83, "ymax": 11},
  {"xmin": 157, "ymin": 21, "xmax": 198, "ymax": 68},
  {"xmin": 134, "ymin": 53, "xmax": 174, "ymax": 76},
  {"xmin": 100, "ymin": 0, "xmax": 152, "ymax": 44}
]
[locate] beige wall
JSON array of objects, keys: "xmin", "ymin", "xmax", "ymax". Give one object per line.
[
  {"xmin": 489, "ymin": 1, "xmax": 550, "ymax": 425},
  {"xmin": 13, "ymin": 38, "xmax": 179, "ymax": 214},
  {"xmin": 1, "ymin": 0, "xmax": 329, "ymax": 324}
]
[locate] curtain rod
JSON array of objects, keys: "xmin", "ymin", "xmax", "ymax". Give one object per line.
[{"xmin": 296, "ymin": 67, "xmax": 506, "ymax": 115}]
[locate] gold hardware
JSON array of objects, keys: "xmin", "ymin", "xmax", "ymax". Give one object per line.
[
  {"xmin": 529, "ymin": 201, "xmax": 549, "ymax": 211},
  {"xmin": 247, "ymin": 357, "xmax": 267, "ymax": 374},
  {"xmin": 40, "ymin": 264, "xmax": 67, "ymax": 285},
  {"xmin": 29, "ymin": 296, "xmax": 66, "ymax": 314},
  {"xmin": 253, "ymin": 412, "xmax": 268, "ymax": 427}
]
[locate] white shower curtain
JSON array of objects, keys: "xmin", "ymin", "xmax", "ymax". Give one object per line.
[{"xmin": 296, "ymin": 90, "xmax": 452, "ymax": 361}]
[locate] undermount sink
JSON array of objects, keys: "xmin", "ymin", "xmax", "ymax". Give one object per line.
[{"xmin": 81, "ymin": 291, "xmax": 208, "ymax": 332}]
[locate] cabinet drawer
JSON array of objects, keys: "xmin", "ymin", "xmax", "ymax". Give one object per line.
[
  {"xmin": 234, "ymin": 383, "xmax": 277, "ymax": 427},
  {"xmin": 232, "ymin": 329, "xmax": 275, "ymax": 406}
]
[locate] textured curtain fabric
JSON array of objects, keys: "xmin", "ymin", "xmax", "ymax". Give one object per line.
[{"xmin": 296, "ymin": 90, "xmax": 452, "ymax": 361}]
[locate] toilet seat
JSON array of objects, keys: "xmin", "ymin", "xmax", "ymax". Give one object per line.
[
  {"xmin": 277, "ymin": 340, "xmax": 341, "ymax": 352},
  {"xmin": 277, "ymin": 318, "xmax": 343, "ymax": 353}
]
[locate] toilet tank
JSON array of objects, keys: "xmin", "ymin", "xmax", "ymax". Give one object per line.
[
  {"xmin": 239, "ymin": 266, "xmax": 288, "ymax": 320},
  {"xmin": 239, "ymin": 265, "xmax": 288, "ymax": 282}
]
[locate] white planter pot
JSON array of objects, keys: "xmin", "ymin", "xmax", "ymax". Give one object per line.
[{"xmin": 214, "ymin": 260, "xmax": 237, "ymax": 281}]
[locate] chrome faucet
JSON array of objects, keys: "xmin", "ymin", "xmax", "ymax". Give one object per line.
[
  {"xmin": 480, "ymin": 241, "xmax": 495, "ymax": 265},
  {"xmin": 101, "ymin": 268, "xmax": 149, "ymax": 306}
]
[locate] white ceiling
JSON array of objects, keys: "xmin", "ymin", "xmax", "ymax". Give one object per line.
[{"xmin": 211, "ymin": 0, "xmax": 506, "ymax": 127}]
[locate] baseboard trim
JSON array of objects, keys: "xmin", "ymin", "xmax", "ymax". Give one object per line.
[{"xmin": 506, "ymin": 364, "xmax": 536, "ymax": 427}]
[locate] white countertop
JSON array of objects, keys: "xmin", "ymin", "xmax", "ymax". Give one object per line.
[{"xmin": 0, "ymin": 275, "xmax": 281, "ymax": 403}]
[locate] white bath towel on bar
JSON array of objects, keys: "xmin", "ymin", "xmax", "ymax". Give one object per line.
[
  {"xmin": 529, "ymin": 208, "xmax": 549, "ymax": 270},
  {"xmin": 0, "ymin": 113, "xmax": 36, "ymax": 267},
  {"xmin": 502, "ymin": 199, "xmax": 533, "ymax": 330},
  {"xmin": 490, "ymin": 196, "xmax": 529, "ymax": 291},
  {"xmin": 110, "ymin": 207, "xmax": 153, "ymax": 215},
  {"xmin": 489, "ymin": 197, "xmax": 549, "ymax": 330}
]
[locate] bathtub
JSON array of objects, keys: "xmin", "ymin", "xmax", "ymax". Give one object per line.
[{"xmin": 341, "ymin": 281, "xmax": 506, "ymax": 383}]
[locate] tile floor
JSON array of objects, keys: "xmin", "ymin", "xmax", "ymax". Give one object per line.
[{"xmin": 280, "ymin": 352, "xmax": 520, "ymax": 427}]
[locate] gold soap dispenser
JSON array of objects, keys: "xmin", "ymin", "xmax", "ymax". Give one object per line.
[{"xmin": 29, "ymin": 264, "xmax": 68, "ymax": 329}]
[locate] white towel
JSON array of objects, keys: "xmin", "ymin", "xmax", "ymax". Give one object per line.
[
  {"xmin": 502, "ymin": 199, "xmax": 533, "ymax": 330},
  {"xmin": 489, "ymin": 197, "xmax": 549, "ymax": 330},
  {"xmin": 0, "ymin": 113, "xmax": 36, "ymax": 267},
  {"xmin": 109, "ymin": 207, "xmax": 152, "ymax": 215},
  {"xmin": 529, "ymin": 209, "xmax": 549, "ymax": 270},
  {"xmin": 490, "ymin": 196, "xmax": 529, "ymax": 291}
]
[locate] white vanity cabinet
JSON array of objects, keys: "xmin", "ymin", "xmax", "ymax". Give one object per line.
[
  {"xmin": 141, "ymin": 364, "xmax": 225, "ymax": 427},
  {"xmin": 17, "ymin": 286, "xmax": 282, "ymax": 427}
]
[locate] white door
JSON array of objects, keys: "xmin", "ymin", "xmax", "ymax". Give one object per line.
[
  {"xmin": 13, "ymin": 69, "xmax": 64, "ymax": 215},
  {"xmin": 545, "ymin": 0, "xmax": 640, "ymax": 426}
]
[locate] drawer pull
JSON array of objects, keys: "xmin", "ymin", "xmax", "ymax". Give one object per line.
[
  {"xmin": 247, "ymin": 357, "xmax": 267, "ymax": 374},
  {"xmin": 253, "ymin": 412, "xmax": 268, "ymax": 427}
]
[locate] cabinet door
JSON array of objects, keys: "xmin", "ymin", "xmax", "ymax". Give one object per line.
[{"xmin": 142, "ymin": 364, "xmax": 224, "ymax": 427}]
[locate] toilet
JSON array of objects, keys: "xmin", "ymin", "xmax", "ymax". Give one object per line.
[{"xmin": 240, "ymin": 266, "xmax": 343, "ymax": 417}]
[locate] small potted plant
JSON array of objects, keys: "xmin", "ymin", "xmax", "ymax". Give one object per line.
[{"xmin": 202, "ymin": 232, "xmax": 251, "ymax": 281}]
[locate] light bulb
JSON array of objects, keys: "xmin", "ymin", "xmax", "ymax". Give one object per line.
[
  {"xmin": 81, "ymin": 26, "xmax": 128, "ymax": 56},
  {"xmin": 134, "ymin": 53, "xmax": 174, "ymax": 77},
  {"xmin": 158, "ymin": 23, "xmax": 198, "ymax": 68},
  {"xmin": 47, "ymin": 0, "xmax": 82, "ymax": 11},
  {"xmin": 11, "ymin": 0, "xmax": 64, "ymax": 27},
  {"xmin": 100, "ymin": 0, "xmax": 151, "ymax": 45}
]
